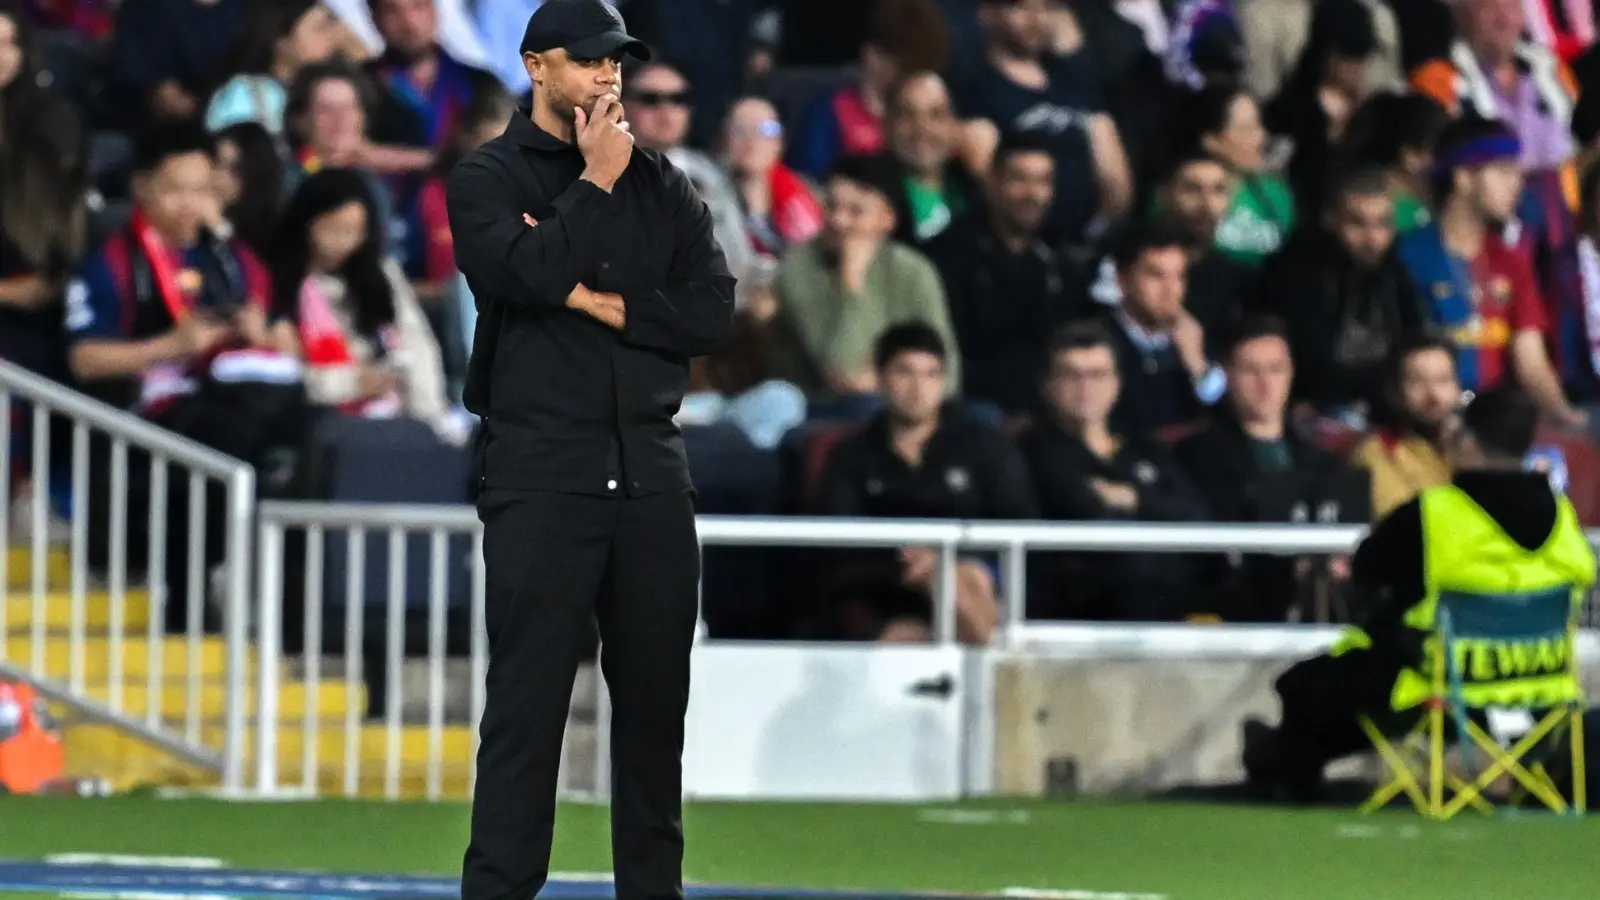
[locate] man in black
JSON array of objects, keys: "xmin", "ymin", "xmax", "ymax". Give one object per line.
[
  {"xmin": 819, "ymin": 322, "xmax": 1037, "ymax": 644},
  {"xmin": 925, "ymin": 132, "xmax": 1091, "ymax": 416},
  {"xmin": 444, "ymin": 2, "xmax": 735, "ymax": 900}
]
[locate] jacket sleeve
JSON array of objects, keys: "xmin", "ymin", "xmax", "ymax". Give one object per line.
[
  {"xmin": 445, "ymin": 155, "xmax": 607, "ymax": 310},
  {"xmin": 620, "ymin": 161, "xmax": 738, "ymax": 358},
  {"xmin": 1135, "ymin": 445, "xmax": 1209, "ymax": 522},
  {"xmin": 983, "ymin": 431, "xmax": 1040, "ymax": 520}
]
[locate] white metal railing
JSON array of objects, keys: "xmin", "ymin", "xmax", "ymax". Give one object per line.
[
  {"xmin": 250, "ymin": 503, "xmax": 1600, "ymax": 801},
  {"xmin": 0, "ymin": 359, "xmax": 256, "ymax": 790}
]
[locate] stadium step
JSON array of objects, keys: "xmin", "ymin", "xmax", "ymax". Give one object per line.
[
  {"xmin": 3, "ymin": 588, "xmax": 152, "ymax": 633},
  {"xmin": 5, "ymin": 543, "xmax": 72, "ymax": 591},
  {"xmin": 3, "ymin": 633, "xmax": 235, "ymax": 679}
]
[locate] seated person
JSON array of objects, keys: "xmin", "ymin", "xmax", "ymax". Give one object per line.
[
  {"xmin": 1099, "ymin": 221, "xmax": 1227, "ymax": 434},
  {"xmin": 267, "ymin": 168, "xmax": 465, "ymax": 446},
  {"xmin": 1350, "ymin": 335, "xmax": 1461, "ymax": 519},
  {"xmin": 769, "ymin": 155, "xmax": 962, "ymax": 411},
  {"xmin": 65, "ymin": 123, "xmax": 303, "ymax": 631},
  {"xmin": 818, "ymin": 323, "xmax": 1036, "ymax": 644},
  {"xmin": 1021, "ymin": 321, "xmax": 1207, "ymax": 620},
  {"xmin": 1395, "ymin": 115, "xmax": 1586, "ymax": 431},
  {"xmin": 1175, "ymin": 315, "xmax": 1366, "ymax": 620},
  {"xmin": 1258, "ymin": 168, "xmax": 1429, "ymax": 425},
  {"xmin": 1243, "ymin": 387, "xmax": 1596, "ymax": 802}
]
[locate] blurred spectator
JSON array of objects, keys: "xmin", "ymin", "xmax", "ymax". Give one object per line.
[
  {"xmin": 1262, "ymin": 0, "xmax": 1381, "ymax": 217},
  {"xmin": 1179, "ymin": 86, "xmax": 1294, "ymax": 266},
  {"xmin": 283, "ymin": 61, "xmax": 397, "ymax": 226},
  {"xmin": 211, "ymin": 122, "xmax": 287, "ymax": 255},
  {"xmin": 769, "ymin": 154, "xmax": 961, "ymax": 410},
  {"xmin": 1100, "ymin": 221, "xmax": 1225, "ymax": 433},
  {"xmin": 364, "ymin": 0, "xmax": 499, "ymax": 154},
  {"xmin": 818, "ymin": 322, "xmax": 1034, "ymax": 644},
  {"xmin": 267, "ymin": 168, "xmax": 462, "ymax": 446},
  {"xmin": 204, "ymin": 0, "xmax": 343, "ymax": 138},
  {"xmin": 397, "ymin": 83, "xmax": 511, "ymax": 306},
  {"xmin": 1396, "ymin": 116, "xmax": 1587, "ymax": 430},
  {"xmin": 1350, "ymin": 335, "xmax": 1461, "ymax": 518},
  {"xmin": 881, "ymin": 71, "xmax": 984, "ymax": 247},
  {"xmin": 1236, "ymin": 0, "xmax": 1400, "ymax": 102},
  {"xmin": 620, "ymin": 60, "xmax": 753, "ymax": 301},
  {"xmin": 925, "ymin": 133, "xmax": 1090, "ymax": 415},
  {"xmin": 1150, "ymin": 146, "xmax": 1252, "ymax": 343},
  {"xmin": 64, "ymin": 125, "xmax": 303, "ymax": 630},
  {"xmin": 109, "ymin": 0, "xmax": 250, "ymax": 124},
  {"xmin": 1524, "ymin": 0, "xmax": 1595, "ymax": 63},
  {"xmin": 1022, "ymin": 321, "xmax": 1206, "ymax": 620},
  {"xmin": 955, "ymin": 0, "xmax": 1131, "ymax": 247},
  {"xmin": 1175, "ymin": 315, "xmax": 1359, "ymax": 620},
  {"xmin": 1336, "ymin": 91, "xmax": 1450, "ymax": 232},
  {"xmin": 1412, "ymin": 0, "xmax": 1578, "ymax": 213},
  {"xmin": 64, "ymin": 124, "xmax": 291, "ymax": 412},
  {"xmin": 788, "ymin": 0, "xmax": 951, "ymax": 180},
  {"xmin": 1565, "ymin": 159, "xmax": 1600, "ymax": 407},
  {"xmin": 1164, "ymin": 0, "xmax": 1247, "ymax": 92},
  {"xmin": 401, "ymin": 83, "xmax": 513, "ymax": 390},
  {"xmin": 1258, "ymin": 167, "xmax": 1427, "ymax": 421},
  {"xmin": 724, "ymin": 96, "xmax": 824, "ymax": 258},
  {"xmin": 0, "ymin": 5, "xmax": 86, "ymax": 379}
]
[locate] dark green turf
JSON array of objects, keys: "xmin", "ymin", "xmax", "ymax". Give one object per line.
[{"xmin": 2, "ymin": 795, "xmax": 1598, "ymax": 899}]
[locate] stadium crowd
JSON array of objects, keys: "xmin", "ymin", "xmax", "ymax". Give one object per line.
[{"xmin": 5, "ymin": 0, "xmax": 1600, "ymax": 647}]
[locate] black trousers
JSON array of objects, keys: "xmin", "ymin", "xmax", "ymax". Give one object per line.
[
  {"xmin": 1270, "ymin": 647, "xmax": 1414, "ymax": 789},
  {"xmin": 462, "ymin": 488, "xmax": 701, "ymax": 900}
]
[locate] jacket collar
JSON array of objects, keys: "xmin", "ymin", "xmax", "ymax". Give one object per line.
[{"xmin": 507, "ymin": 105, "xmax": 580, "ymax": 154}]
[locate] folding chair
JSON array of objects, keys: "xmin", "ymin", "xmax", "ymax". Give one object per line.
[{"xmin": 1359, "ymin": 585, "xmax": 1587, "ymax": 819}]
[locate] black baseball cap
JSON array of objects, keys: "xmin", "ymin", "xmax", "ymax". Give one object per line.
[{"xmin": 520, "ymin": 0, "xmax": 652, "ymax": 61}]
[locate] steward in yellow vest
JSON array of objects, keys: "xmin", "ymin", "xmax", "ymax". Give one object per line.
[{"xmin": 1242, "ymin": 387, "xmax": 1595, "ymax": 802}]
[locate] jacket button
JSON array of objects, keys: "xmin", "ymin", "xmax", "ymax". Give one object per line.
[
  {"xmin": 607, "ymin": 479, "xmax": 617, "ymax": 490},
  {"xmin": 601, "ymin": 261, "xmax": 611, "ymax": 269}
]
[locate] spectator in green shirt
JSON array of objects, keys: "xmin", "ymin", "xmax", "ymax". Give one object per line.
[
  {"xmin": 769, "ymin": 155, "xmax": 962, "ymax": 407},
  {"xmin": 1190, "ymin": 86, "xmax": 1297, "ymax": 266}
]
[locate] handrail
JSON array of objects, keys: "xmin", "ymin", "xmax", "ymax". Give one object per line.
[
  {"xmin": 0, "ymin": 660, "xmax": 224, "ymax": 772},
  {"xmin": 0, "ymin": 359, "xmax": 246, "ymax": 479},
  {"xmin": 257, "ymin": 503, "xmax": 1600, "ymax": 553},
  {"xmin": 960, "ymin": 521, "xmax": 1369, "ymax": 554}
]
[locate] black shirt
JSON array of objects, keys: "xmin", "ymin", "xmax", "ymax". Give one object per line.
[
  {"xmin": 925, "ymin": 217, "xmax": 1090, "ymax": 413},
  {"xmin": 446, "ymin": 109, "xmax": 736, "ymax": 497},
  {"xmin": 952, "ymin": 53, "xmax": 1105, "ymax": 244},
  {"xmin": 820, "ymin": 406, "xmax": 1039, "ymax": 521}
]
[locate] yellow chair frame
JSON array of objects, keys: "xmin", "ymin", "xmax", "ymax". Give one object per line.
[{"xmin": 1358, "ymin": 594, "xmax": 1587, "ymax": 820}]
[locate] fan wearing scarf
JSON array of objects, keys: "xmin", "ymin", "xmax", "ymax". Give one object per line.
[
  {"xmin": 1396, "ymin": 115, "xmax": 1588, "ymax": 431},
  {"xmin": 268, "ymin": 167, "xmax": 461, "ymax": 445},
  {"xmin": 63, "ymin": 122, "xmax": 305, "ymax": 632},
  {"xmin": 64, "ymin": 122, "xmax": 299, "ymax": 423}
]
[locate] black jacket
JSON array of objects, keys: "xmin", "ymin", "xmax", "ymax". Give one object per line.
[
  {"xmin": 1352, "ymin": 471, "xmax": 1561, "ymax": 663},
  {"xmin": 1258, "ymin": 228, "xmax": 1428, "ymax": 412},
  {"xmin": 925, "ymin": 217, "xmax": 1091, "ymax": 413},
  {"xmin": 1020, "ymin": 418, "xmax": 1207, "ymax": 620},
  {"xmin": 447, "ymin": 109, "xmax": 736, "ymax": 497},
  {"xmin": 1174, "ymin": 410, "xmax": 1361, "ymax": 620},
  {"xmin": 820, "ymin": 405, "xmax": 1038, "ymax": 521}
]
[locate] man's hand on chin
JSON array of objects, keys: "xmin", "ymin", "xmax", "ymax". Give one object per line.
[{"xmin": 566, "ymin": 284, "xmax": 626, "ymax": 330}]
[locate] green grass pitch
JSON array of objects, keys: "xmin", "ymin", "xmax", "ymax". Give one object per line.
[{"xmin": 1, "ymin": 795, "xmax": 1597, "ymax": 900}]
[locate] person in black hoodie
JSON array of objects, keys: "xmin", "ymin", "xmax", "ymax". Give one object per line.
[
  {"xmin": 1021, "ymin": 320, "xmax": 1207, "ymax": 620},
  {"xmin": 1174, "ymin": 314, "xmax": 1366, "ymax": 619},
  {"xmin": 1258, "ymin": 167, "xmax": 1428, "ymax": 421},
  {"xmin": 1242, "ymin": 386, "xmax": 1590, "ymax": 802}
]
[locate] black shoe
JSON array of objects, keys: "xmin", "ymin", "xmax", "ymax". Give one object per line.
[{"xmin": 1241, "ymin": 717, "xmax": 1278, "ymax": 785}]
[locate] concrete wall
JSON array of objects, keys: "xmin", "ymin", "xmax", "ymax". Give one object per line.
[{"xmin": 991, "ymin": 656, "xmax": 1600, "ymax": 797}]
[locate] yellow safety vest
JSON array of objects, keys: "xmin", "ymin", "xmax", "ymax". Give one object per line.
[{"xmin": 1332, "ymin": 484, "xmax": 1595, "ymax": 711}]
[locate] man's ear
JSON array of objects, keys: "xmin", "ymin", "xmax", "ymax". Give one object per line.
[{"xmin": 523, "ymin": 52, "xmax": 542, "ymax": 87}]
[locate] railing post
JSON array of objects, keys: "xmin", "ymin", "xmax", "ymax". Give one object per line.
[
  {"xmin": 934, "ymin": 540, "xmax": 959, "ymax": 644},
  {"xmin": 254, "ymin": 517, "xmax": 283, "ymax": 795},
  {"xmin": 223, "ymin": 466, "xmax": 257, "ymax": 794}
]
